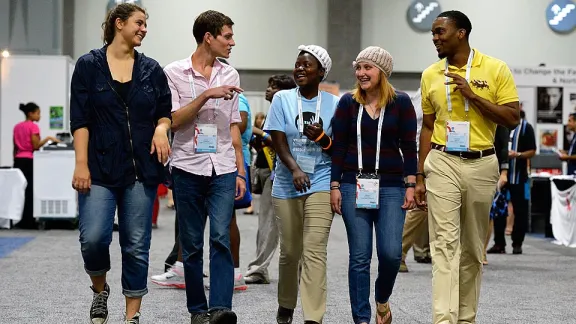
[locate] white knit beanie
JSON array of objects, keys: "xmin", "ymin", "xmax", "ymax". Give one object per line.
[
  {"xmin": 298, "ymin": 45, "xmax": 332, "ymax": 81},
  {"xmin": 353, "ymin": 46, "xmax": 394, "ymax": 78}
]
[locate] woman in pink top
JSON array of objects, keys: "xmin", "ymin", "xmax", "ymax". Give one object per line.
[{"xmin": 12, "ymin": 102, "xmax": 59, "ymax": 229}]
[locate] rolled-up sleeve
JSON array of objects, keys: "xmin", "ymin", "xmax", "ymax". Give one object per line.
[
  {"xmin": 153, "ymin": 62, "xmax": 172, "ymax": 121},
  {"xmin": 70, "ymin": 57, "xmax": 90, "ymax": 135}
]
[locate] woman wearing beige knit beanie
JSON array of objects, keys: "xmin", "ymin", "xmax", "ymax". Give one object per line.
[{"xmin": 330, "ymin": 46, "xmax": 418, "ymax": 324}]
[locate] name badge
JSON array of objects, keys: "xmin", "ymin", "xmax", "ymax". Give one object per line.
[
  {"xmin": 356, "ymin": 177, "xmax": 380, "ymax": 209},
  {"xmin": 293, "ymin": 138, "xmax": 316, "ymax": 174},
  {"xmin": 194, "ymin": 124, "xmax": 217, "ymax": 153},
  {"xmin": 445, "ymin": 120, "xmax": 470, "ymax": 152}
]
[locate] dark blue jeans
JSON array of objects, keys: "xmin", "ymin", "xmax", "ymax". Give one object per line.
[
  {"xmin": 340, "ymin": 183, "xmax": 406, "ymax": 324},
  {"xmin": 172, "ymin": 167, "xmax": 236, "ymax": 314},
  {"xmin": 78, "ymin": 181, "xmax": 156, "ymax": 298}
]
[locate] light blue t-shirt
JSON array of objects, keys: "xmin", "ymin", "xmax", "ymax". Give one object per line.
[
  {"xmin": 263, "ymin": 88, "xmax": 339, "ymax": 199},
  {"xmin": 238, "ymin": 93, "xmax": 252, "ymax": 166}
]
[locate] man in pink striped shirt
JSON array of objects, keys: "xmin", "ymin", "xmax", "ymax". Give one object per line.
[{"xmin": 163, "ymin": 10, "xmax": 246, "ymax": 324}]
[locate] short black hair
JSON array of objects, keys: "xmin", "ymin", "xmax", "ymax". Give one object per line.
[
  {"xmin": 192, "ymin": 10, "xmax": 234, "ymax": 44},
  {"xmin": 268, "ymin": 74, "xmax": 297, "ymax": 91},
  {"xmin": 437, "ymin": 10, "xmax": 472, "ymax": 39},
  {"xmin": 570, "ymin": 112, "xmax": 576, "ymax": 120},
  {"xmin": 520, "ymin": 110, "xmax": 526, "ymax": 119}
]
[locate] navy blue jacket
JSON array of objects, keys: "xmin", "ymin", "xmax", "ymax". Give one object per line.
[{"xmin": 70, "ymin": 47, "xmax": 172, "ymax": 188}]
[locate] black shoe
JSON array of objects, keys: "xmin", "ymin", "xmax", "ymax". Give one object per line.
[
  {"xmin": 487, "ymin": 245, "xmax": 506, "ymax": 254},
  {"xmin": 90, "ymin": 283, "xmax": 110, "ymax": 324},
  {"xmin": 190, "ymin": 313, "xmax": 209, "ymax": 324},
  {"xmin": 415, "ymin": 256, "xmax": 432, "ymax": 264},
  {"xmin": 276, "ymin": 306, "xmax": 294, "ymax": 324},
  {"xmin": 512, "ymin": 246, "xmax": 523, "ymax": 254},
  {"xmin": 125, "ymin": 312, "xmax": 140, "ymax": 324},
  {"xmin": 209, "ymin": 309, "xmax": 237, "ymax": 324}
]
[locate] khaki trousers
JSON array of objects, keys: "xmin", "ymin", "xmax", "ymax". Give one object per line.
[
  {"xmin": 273, "ymin": 192, "xmax": 334, "ymax": 323},
  {"xmin": 401, "ymin": 208, "xmax": 430, "ymax": 261},
  {"xmin": 424, "ymin": 149, "xmax": 498, "ymax": 324}
]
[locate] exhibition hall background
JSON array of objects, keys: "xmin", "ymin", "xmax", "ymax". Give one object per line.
[{"xmin": 0, "ymin": 0, "xmax": 576, "ymax": 167}]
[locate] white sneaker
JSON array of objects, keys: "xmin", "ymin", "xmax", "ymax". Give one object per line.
[
  {"xmin": 234, "ymin": 272, "xmax": 248, "ymax": 291},
  {"xmin": 203, "ymin": 272, "xmax": 248, "ymax": 291},
  {"xmin": 151, "ymin": 262, "xmax": 185, "ymax": 289}
]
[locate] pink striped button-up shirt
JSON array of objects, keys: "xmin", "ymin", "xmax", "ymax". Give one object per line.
[{"xmin": 164, "ymin": 57, "xmax": 241, "ymax": 176}]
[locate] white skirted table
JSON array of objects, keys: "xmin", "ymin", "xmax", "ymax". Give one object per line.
[
  {"xmin": 549, "ymin": 175, "xmax": 576, "ymax": 247},
  {"xmin": 0, "ymin": 168, "xmax": 27, "ymax": 229}
]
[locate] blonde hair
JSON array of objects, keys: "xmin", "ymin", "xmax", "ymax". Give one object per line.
[{"xmin": 351, "ymin": 71, "xmax": 396, "ymax": 108}]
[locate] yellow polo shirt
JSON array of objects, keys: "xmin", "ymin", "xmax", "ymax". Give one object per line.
[{"xmin": 420, "ymin": 49, "xmax": 519, "ymax": 151}]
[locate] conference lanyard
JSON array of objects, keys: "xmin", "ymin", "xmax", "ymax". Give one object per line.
[
  {"xmin": 188, "ymin": 58, "xmax": 221, "ymax": 121},
  {"xmin": 297, "ymin": 89, "xmax": 322, "ymax": 136},
  {"xmin": 445, "ymin": 50, "xmax": 474, "ymax": 117},
  {"xmin": 357, "ymin": 105, "xmax": 385, "ymax": 174}
]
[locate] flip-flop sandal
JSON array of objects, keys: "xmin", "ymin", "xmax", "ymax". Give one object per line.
[{"xmin": 376, "ymin": 302, "xmax": 392, "ymax": 324}]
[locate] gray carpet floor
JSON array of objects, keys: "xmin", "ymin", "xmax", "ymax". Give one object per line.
[{"xmin": 1, "ymin": 196, "xmax": 576, "ymax": 324}]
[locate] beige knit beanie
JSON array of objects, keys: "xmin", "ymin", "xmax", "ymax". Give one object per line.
[{"xmin": 353, "ymin": 46, "xmax": 394, "ymax": 78}]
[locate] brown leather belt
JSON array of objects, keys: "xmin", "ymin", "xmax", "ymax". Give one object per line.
[{"xmin": 431, "ymin": 143, "xmax": 495, "ymax": 159}]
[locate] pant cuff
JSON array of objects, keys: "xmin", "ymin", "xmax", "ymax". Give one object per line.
[
  {"xmin": 123, "ymin": 287, "xmax": 148, "ymax": 298},
  {"xmin": 208, "ymin": 306, "xmax": 232, "ymax": 312},
  {"xmin": 84, "ymin": 266, "xmax": 110, "ymax": 277}
]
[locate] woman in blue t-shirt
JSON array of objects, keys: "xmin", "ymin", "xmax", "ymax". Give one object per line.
[
  {"xmin": 330, "ymin": 46, "xmax": 417, "ymax": 324},
  {"xmin": 263, "ymin": 45, "xmax": 339, "ymax": 324}
]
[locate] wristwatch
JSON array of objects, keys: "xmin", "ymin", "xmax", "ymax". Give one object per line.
[{"xmin": 405, "ymin": 182, "xmax": 416, "ymax": 188}]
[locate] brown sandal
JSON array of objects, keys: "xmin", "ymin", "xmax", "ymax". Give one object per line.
[{"xmin": 376, "ymin": 302, "xmax": 392, "ymax": 324}]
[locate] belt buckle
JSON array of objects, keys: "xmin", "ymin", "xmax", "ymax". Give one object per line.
[{"xmin": 459, "ymin": 151, "xmax": 467, "ymax": 160}]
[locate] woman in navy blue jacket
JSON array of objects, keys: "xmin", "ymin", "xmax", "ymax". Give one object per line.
[{"xmin": 69, "ymin": 3, "xmax": 171, "ymax": 324}]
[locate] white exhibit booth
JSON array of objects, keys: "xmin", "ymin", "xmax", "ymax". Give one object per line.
[{"xmin": 0, "ymin": 55, "xmax": 77, "ymax": 228}]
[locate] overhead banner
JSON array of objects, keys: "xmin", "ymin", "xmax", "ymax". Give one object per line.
[{"xmin": 511, "ymin": 66, "xmax": 576, "ymax": 87}]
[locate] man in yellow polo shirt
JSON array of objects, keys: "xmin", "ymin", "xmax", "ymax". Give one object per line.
[{"xmin": 415, "ymin": 10, "xmax": 520, "ymax": 324}]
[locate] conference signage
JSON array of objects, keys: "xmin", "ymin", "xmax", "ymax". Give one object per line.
[
  {"xmin": 406, "ymin": 1, "xmax": 442, "ymax": 32},
  {"xmin": 107, "ymin": 0, "xmax": 143, "ymax": 12},
  {"xmin": 546, "ymin": 0, "xmax": 576, "ymax": 33},
  {"xmin": 511, "ymin": 66, "xmax": 576, "ymax": 87}
]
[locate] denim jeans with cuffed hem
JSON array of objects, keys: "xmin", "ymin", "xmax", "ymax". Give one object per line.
[
  {"xmin": 340, "ymin": 183, "xmax": 406, "ymax": 324},
  {"xmin": 78, "ymin": 181, "xmax": 156, "ymax": 298},
  {"xmin": 171, "ymin": 167, "xmax": 236, "ymax": 314}
]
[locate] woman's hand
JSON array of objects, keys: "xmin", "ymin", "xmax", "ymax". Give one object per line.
[
  {"xmin": 151, "ymin": 127, "xmax": 171, "ymax": 164},
  {"xmin": 402, "ymin": 187, "xmax": 416, "ymax": 210},
  {"xmin": 498, "ymin": 172, "xmax": 508, "ymax": 191},
  {"xmin": 304, "ymin": 123, "xmax": 324, "ymax": 142},
  {"xmin": 235, "ymin": 175, "xmax": 247, "ymax": 201},
  {"xmin": 72, "ymin": 162, "xmax": 91, "ymax": 194},
  {"xmin": 292, "ymin": 168, "xmax": 310, "ymax": 193},
  {"xmin": 330, "ymin": 186, "xmax": 342, "ymax": 215}
]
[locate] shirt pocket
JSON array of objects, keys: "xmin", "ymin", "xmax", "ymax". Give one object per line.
[{"xmin": 92, "ymin": 82, "xmax": 116, "ymax": 108}]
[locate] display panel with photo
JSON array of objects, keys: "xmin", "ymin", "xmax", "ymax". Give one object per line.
[
  {"xmin": 537, "ymin": 87, "xmax": 563, "ymax": 123},
  {"xmin": 537, "ymin": 124, "xmax": 563, "ymax": 154}
]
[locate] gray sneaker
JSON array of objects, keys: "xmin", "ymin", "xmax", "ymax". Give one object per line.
[
  {"xmin": 125, "ymin": 312, "xmax": 140, "ymax": 324},
  {"xmin": 191, "ymin": 313, "xmax": 209, "ymax": 324},
  {"xmin": 89, "ymin": 283, "xmax": 110, "ymax": 324}
]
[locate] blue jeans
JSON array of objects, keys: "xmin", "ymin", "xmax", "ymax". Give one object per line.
[
  {"xmin": 340, "ymin": 183, "xmax": 406, "ymax": 324},
  {"xmin": 78, "ymin": 181, "xmax": 156, "ymax": 298},
  {"xmin": 172, "ymin": 167, "xmax": 236, "ymax": 314}
]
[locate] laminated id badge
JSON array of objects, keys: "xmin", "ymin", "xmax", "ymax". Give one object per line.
[
  {"xmin": 293, "ymin": 138, "xmax": 315, "ymax": 174},
  {"xmin": 194, "ymin": 124, "xmax": 217, "ymax": 153},
  {"xmin": 445, "ymin": 120, "xmax": 470, "ymax": 152},
  {"xmin": 356, "ymin": 176, "xmax": 380, "ymax": 209}
]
